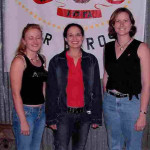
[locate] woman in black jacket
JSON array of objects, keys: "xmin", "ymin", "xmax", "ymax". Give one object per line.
[{"xmin": 46, "ymin": 23, "xmax": 102, "ymax": 150}]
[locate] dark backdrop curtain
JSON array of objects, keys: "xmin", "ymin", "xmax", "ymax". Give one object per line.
[{"xmin": 0, "ymin": 0, "xmax": 149, "ymax": 150}]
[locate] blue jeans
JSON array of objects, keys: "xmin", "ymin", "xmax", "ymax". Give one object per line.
[
  {"xmin": 12, "ymin": 104, "xmax": 45, "ymax": 150},
  {"xmin": 54, "ymin": 112, "xmax": 90, "ymax": 150},
  {"xmin": 103, "ymin": 92, "xmax": 143, "ymax": 150}
]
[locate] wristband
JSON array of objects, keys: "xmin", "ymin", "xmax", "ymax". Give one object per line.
[{"xmin": 140, "ymin": 110, "xmax": 147, "ymax": 114}]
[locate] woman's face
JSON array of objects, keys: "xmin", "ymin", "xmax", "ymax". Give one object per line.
[
  {"xmin": 113, "ymin": 12, "xmax": 132, "ymax": 37},
  {"xmin": 65, "ymin": 26, "xmax": 84, "ymax": 49},
  {"xmin": 23, "ymin": 28, "xmax": 42, "ymax": 53}
]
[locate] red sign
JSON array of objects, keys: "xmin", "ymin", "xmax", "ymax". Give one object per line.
[
  {"xmin": 32, "ymin": 0, "xmax": 125, "ymax": 19},
  {"xmin": 57, "ymin": 8, "xmax": 102, "ymax": 19},
  {"xmin": 106, "ymin": 0, "xmax": 125, "ymax": 4},
  {"xmin": 33, "ymin": 0, "xmax": 53, "ymax": 4}
]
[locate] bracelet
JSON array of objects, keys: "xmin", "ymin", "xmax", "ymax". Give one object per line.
[{"xmin": 140, "ymin": 110, "xmax": 147, "ymax": 114}]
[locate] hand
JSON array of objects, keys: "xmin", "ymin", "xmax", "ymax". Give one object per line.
[
  {"xmin": 134, "ymin": 114, "xmax": 146, "ymax": 131},
  {"xmin": 91, "ymin": 124, "xmax": 99, "ymax": 129},
  {"xmin": 50, "ymin": 124, "xmax": 57, "ymax": 130},
  {"xmin": 20, "ymin": 121, "xmax": 30, "ymax": 136}
]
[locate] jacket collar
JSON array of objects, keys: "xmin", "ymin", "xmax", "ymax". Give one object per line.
[{"xmin": 58, "ymin": 49, "xmax": 90, "ymax": 59}]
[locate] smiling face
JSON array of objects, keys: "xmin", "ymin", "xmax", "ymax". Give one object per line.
[
  {"xmin": 65, "ymin": 26, "xmax": 84, "ymax": 49},
  {"xmin": 113, "ymin": 12, "xmax": 132, "ymax": 37},
  {"xmin": 23, "ymin": 28, "xmax": 42, "ymax": 53}
]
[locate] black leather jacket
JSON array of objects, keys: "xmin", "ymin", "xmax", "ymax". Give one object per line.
[{"xmin": 46, "ymin": 50, "xmax": 102, "ymax": 126}]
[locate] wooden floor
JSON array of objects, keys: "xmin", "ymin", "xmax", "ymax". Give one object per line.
[
  {"xmin": 1, "ymin": 109, "xmax": 150, "ymax": 150},
  {"xmin": 0, "ymin": 124, "xmax": 15, "ymax": 150}
]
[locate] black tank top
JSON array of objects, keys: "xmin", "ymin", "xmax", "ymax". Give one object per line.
[
  {"xmin": 20, "ymin": 54, "xmax": 48, "ymax": 105},
  {"xmin": 104, "ymin": 39, "xmax": 142, "ymax": 97}
]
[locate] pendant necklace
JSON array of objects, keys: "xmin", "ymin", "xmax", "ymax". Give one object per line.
[
  {"xmin": 28, "ymin": 54, "xmax": 39, "ymax": 62},
  {"xmin": 116, "ymin": 38, "xmax": 132, "ymax": 51}
]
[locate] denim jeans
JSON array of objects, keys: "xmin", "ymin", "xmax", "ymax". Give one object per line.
[
  {"xmin": 103, "ymin": 92, "xmax": 143, "ymax": 150},
  {"xmin": 12, "ymin": 104, "xmax": 45, "ymax": 150},
  {"xmin": 54, "ymin": 112, "xmax": 90, "ymax": 150}
]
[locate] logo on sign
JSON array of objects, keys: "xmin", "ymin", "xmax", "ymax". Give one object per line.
[{"xmin": 33, "ymin": 0, "xmax": 125, "ymax": 19}]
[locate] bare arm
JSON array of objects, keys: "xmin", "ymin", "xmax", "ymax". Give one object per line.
[
  {"xmin": 10, "ymin": 56, "xmax": 30, "ymax": 135},
  {"xmin": 103, "ymin": 46, "xmax": 108, "ymax": 93},
  {"xmin": 103, "ymin": 69, "xmax": 108, "ymax": 93},
  {"xmin": 135, "ymin": 43, "xmax": 150, "ymax": 131}
]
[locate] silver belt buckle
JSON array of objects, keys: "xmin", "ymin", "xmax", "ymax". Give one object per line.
[{"xmin": 86, "ymin": 110, "xmax": 91, "ymax": 114}]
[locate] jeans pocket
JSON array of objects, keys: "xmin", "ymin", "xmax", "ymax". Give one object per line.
[{"xmin": 24, "ymin": 108, "xmax": 32, "ymax": 117}]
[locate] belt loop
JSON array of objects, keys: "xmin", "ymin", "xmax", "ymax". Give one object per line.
[{"xmin": 129, "ymin": 94, "xmax": 132, "ymax": 100}]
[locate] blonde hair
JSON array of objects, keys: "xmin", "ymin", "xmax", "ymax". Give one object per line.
[{"xmin": 16, "ymin": 24, "xmax": 42, "ymax": 55}]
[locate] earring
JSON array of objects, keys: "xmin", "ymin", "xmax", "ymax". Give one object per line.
[{"xmin": 66, "ymin": 44, "xmax": 69, "ymax": 49}]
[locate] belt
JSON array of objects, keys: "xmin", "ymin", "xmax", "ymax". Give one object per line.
[
  {"xmin": 67, "ymin": 107, "xmax": 84, "ymax": 114},
  {"xmin": 107, "ymin": 90, "xmax": 129, "ymax": 98}
]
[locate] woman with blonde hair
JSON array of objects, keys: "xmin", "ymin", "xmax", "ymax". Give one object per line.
[{"xmin": 10, "ymin": 24, "xmax": 47, "ymax": 150}]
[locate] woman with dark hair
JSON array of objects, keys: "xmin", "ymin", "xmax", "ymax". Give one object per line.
[
  {"xmin": 10, "ymin": 24, "xmax": 47, "ymax": 150},
  {"xmin": 103, "ymin": 8, "xmax": 150, "ymax": 150},
  {"xmin": 46, "ymin": 23, "xmax": 102, "ymax": 150}
]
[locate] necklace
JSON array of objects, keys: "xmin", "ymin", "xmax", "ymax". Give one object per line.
[
  {"xmin": 28, "ymin": 54, "xmax": 39, "ymax": 62},
  {"xmin": 116, "ymin": 38, "xmax": 132, "ymax": 51}
]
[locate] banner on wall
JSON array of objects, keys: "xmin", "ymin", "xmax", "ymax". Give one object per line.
[{"xmin": 4, "ymin": 0, "xmax": 146, "ymax": 77}]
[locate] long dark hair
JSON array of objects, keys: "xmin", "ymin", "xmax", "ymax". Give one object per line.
[
  {"xmin": 108, "ymin": 7, "xmax": 137, "ymax": 39},
  {"xmin": 63, "ymin": 23, "xmax": 84, "ymax": 51}
]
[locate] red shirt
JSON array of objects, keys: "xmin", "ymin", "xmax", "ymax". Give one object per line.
[{"xmin": 66, "ymin": 52, "xmax": 84, "ymax": 107}]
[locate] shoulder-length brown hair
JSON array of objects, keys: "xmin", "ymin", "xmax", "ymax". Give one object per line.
[
  {"xmin": 108, "ymin": 7, "xmax": 137, "ymax": 39},
  {"xmin": 16, "ymin": 24, "xmax": 42, "ymax": 55}
]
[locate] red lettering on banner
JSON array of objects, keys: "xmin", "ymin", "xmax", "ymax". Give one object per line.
[
  {"xmin": 106, "ymin": 0, "xmax": 125, "ymax": 4},
  {"xmin": 57, "ymin": 8, "xmax": 102, "ymax": 19},
  {"xmin": 33, "ymin": 0, "xmax": 53, "ymax": 4}
]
